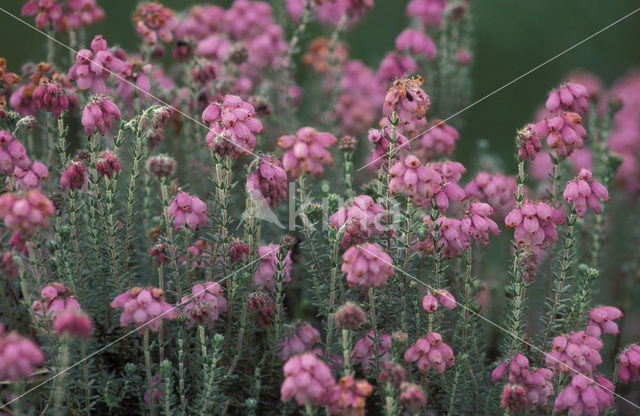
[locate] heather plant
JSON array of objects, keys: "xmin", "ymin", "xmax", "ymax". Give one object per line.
[{"xmin": 0, "ymin": 1, "xmax": 639, "ymax": 415}]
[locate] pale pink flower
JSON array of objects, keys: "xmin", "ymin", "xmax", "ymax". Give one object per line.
[
  {"xmin": 168, "ymin": 191, "xmax": 207, "ymax": 230},
  {"xmin": 278, "ymin": 322, "xmax": 321, "ymax": 360},
  {"xmin": 545, "ymin": 331, "xmax": 603, "ymax": 375},
  {"xmin": 180, "ymin": 282, "xmax": 228, "ymax": 328},
  {"xmin": 111, "ymin": 287, "xmax": 175, "ymax": 334},
  {"xmin": 367, "ymin": 126, "xmax": 410, "ymax": 170},
  {"xmin": 404, "ymin": 332, "xmax": 455, "ymax": 374},
  {"xmin": 529, "ymin": 112, "xmax": 587, "ymax": 158},
  {"xmin": 0, "ymin": 189, "xmax": 55, "ymax": 236},
  {"xmin": 618, "ymin": 344, "xmax": 640, "ymax": 384},
  {"xmin": 330, "ymin": 195, "xmax": 385, "ymax": 236},
  {"xmin": 0, "ymin": 324, "xmax": 44, "ymax": 381},
  {"xmin": 133, "ymin": 2, "xmax": 178, "ymax": 45},
  {"xmin": 395, "ymin": 29, "xmax": 436, "ymax": 59},
  {"xmin": 254, "ymin": 244, "xmax": 292, "ymax": 292},
  {"xmin": 81, "ymin": 96, "xmax": 121, "ymax": 137},
  {"xmin": 68, "ymin": 35, "xmax": 126, "ymax": 93},
  {"xmin": 563, "ymin": 169, "xmax": 609, "ymax": 217},
  {"xmin": 351, "ymin": 331, "xmax": 392, "ymax": 372},
  {"xmin": 281, "ymin": 353, "xmax": 336, "ymax": 407},
  {"xmin": 464, "ymin": 172, "xmax": 517, "ymax": 221},
  {"xmin": 334, "ymin": 302, "xmax": 366, "ymax": 330},
  {"xmin": 278, "ymin": 127, "xmax": 336, "ymax": 178},
  {"xmin": 326, "ymin": 375, "xmax": 373, "ymax": 416},
  {"xmin": 554, "ymin": 374, "xmax": 614, "ymax": 415},
  {"xmin": 545, "ymin": 82, "xmax": 590, "ymax": 115},
  {"xmin": 341, "ymin": 243, "xmax": 394, "ymax": 289},
  {"xmin": 415, "ymin": 119, "xmax": 459, "ymax": 162},
  {"xmin": 399, "ymin": 382, "xmax": 427, "ymax": 410},
  {"xmin": 406, "ymin": 0, "xmax": 447, "ymax": 28},
  {"xmin": 586, "ymin": 306, "xmax": 623, "ymax": 337},
  {"xmin": 504, "ymin": 201, "xmax": 565, "ymax": 248},
  {"xmin": 246, "ymin": 155, "xmax": 288, "ymax": 208}
]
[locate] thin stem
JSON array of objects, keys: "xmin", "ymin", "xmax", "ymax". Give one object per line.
[{"xmin": 144, "ymin": 329, "xmax": 157, "ymax": 416}]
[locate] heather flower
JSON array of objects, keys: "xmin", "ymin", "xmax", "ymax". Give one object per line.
[
  {"xmin": 339, "ymin": 135, "xmax": 357, "ymax": 152},
  {"xmin": 180, "ymin": 282, "xmax": 228, "ymax": 328},
  {"xmin": 422, "ymin": 294, "xmax": 438, "ymax": 312},
  {"xmin": 460, "ymin": 202, "xmax": 500, "ymax": 245},
  {"xmin": 388, "ymin": 156, "xmax": 439, "ymax": 207},
  {"xmin": 330, "ymin": 195, "xmax": 386, "ymax": 237},
  {"xmin": 0, "ymin": 130, "xmax": 32, "ymax": 174},
  {"xmin": 429, "ymin": 161, "xmax": 466, "ymax": 211},
  {"xmin": 586, "ymin": 306, "xmax": 623, "ymax": 337},
  {"xmin": 32, "ymin": 81, "xmax": 69, "ymax": 118},
  {"xmin": 404, "ymin": 332, "xmax": 455, "ymax": 374},
  {"xmin": 341, "ymin": 243, "xmax": 394, "ymax": 289},
  {"xmin": 254, "ymin": 244, "xmax": 292, "ymax": 292},
  {"xmin": 117, "ymin": 59, "xmax": 152, "ymax": 106},
  {"xmin": 379, "ymin": 362, "xmax": 406, "ymax": 387},
  {"xmin": 336, "ymin": 60, "xmax": 385, "ymax": 135},
  {"xmin": 228, "ymin": 238, "xmax": 249, "ymax": 264},
  {"xmin": 395, "ymin": 29, "xmax": 436, "ymax": 59},
  {"xmin": 334, "ymin": 302, "xmax": 366, "ymax": 330},
  {"xmin": 492, "ymin": 353, "xmax": 554, "ymax": 411},
  {"xmin": 545, "ymin": 331, "xmax": 603, "ymax": 374},
  {"xmin": 545, "ymin": 82, "xmax": 590, "ymax": 114},
  {"xmin": 278, "ymin": 127, "xmax": 337, "ymax": 178},
  {"xmin": 65, "ymin": 0, "xmax": 105, "ymax": 30},
  {"xmin": 367, "ymin": 126, "xmax": 411, "ymax": 170},
  {"xmin": 377, "ymin": 52, "xmax": 418, "ymax": 85},
  {"xmin": 248, "ymin": 291, "xmax": 275, "ymax": 328},
  {"xmin": 81, "ymin": 96, "xmax": 121, "ymax": 137},
  {"xmin": 168, "ymin": 191, "xmax": 207, "ymax": 230},
  {"xmin": 111, "ymin": 287, "xmax": 175, "ymax": 334},
  {"xmin": 202, "ymin": 95, "xmax": 263, "ymax": 159},
  {"xmin": 0, "ymin": 324, "xmax": 45, "ymax": 381},
  {"xmin": 554, "ymin": 374, "xmax": 614, "ymax": 415},
  {"xmin": 618, "ymin": 344, "xmax": 640, "ymax": 384},
  {"xmin": 246, "ymin": 155, "xmax": 288, "ymax": 208},
  {"xmin": 53, "ymin": 307, "xmax": 92, "ymax": 339},
  {"xmin": 337, "ymin": 219, "xmax": 370, "ymax": 250},
  {"xmin": 415, "ymin": 119, "xmax": 459, "ymax": 162},
  {"xmin": 383, "ymin": 76, "xmax": 430, "ymax": 131},
  {"xmin": 0, "ymin": 190, "xmax": 55, "ymax": 236},
  {"xmin": 406, "ymin": 0, "xmax": 447, "ymax": 27},
  {"xmin": 9, "ymin": 231, "xmax": 27, "ymax": 255},
  {"xmin": 563, "ymin": 169, "xmax": 610, "ymax": 218},
  {"xmin": 516, "ymin": 125, "xmax": 542, "ymax": 162},
  {"xmin": 95, "ymin": 150, "xmax": 120, "ymax": 179},
  {"xmin": 351, "ymin": 331, "xmax": 392, "ymax": 372},
  {"xmin": 133, "ymin": 2, "xmax": 178, "ymax": 45},
  {"xmin": 149, "ymin": 242, "xmax": 170, "ymax": 267},
  {"xmin": 21, "ymin": 0, "xmax": 66, "ymax": 31},
  {"xmin": 182, "ymin": 239, "xmax": 211, "ymax": 269},
  {"xmin": 504, "ymin": 201, "xmax": 565, "ymax": 248},
  {"xmin": 144, "ymin": 374, "xmax": 163, "ymax": 406},
  {"xmin": 399, "ymin": 382, "xmax": 427, "ymax": 410},
  {"xmin": 281, "ymin": 353, "xmax": 336, "ymax": 407},
  {"xmin": 68, "ymin": 35, "xmax": 126, "ymax": 93},
  {"xmin": 13, "ymin": 160, "xmax": 48, "ymax": 190},
  {"xmin": 32, "ymin": 282, "xmax": 80, "ymax": 320},
  {"xmin": 418, "ymin": 216, "xmax": 468, "ymax": 258},
  {"xmin": 529, "ymin": 112, "xmax": 587, "ymax": 158},
  {"xmin": 278, "ymin": 322, "xmax": 321, "ymax": 360},
  {"xmin": 464, "ymin": 172, "xmax": 517, "ymax": 220},
  {"xmin": 326, "ymin": 375, "xmax": 373, "ymax": 416},
  {"xmin": 60, "ymin": 160, "xmax": 87, "ymax": 191},
  {"xmin": 437, "ymin": 289, "xmax": 456, "ymax": 309},
  {"xmin": 146, "ymin": 154, "xmax": 175, "ymax": 179},
  {"xmin": 303, "ymin": 37, "xmax": 349, "ymax": 75}
]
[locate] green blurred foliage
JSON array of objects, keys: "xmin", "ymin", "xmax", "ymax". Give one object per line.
[{"xmin": 1, "ymin": 0, "xmax": 640, "ymax": 170}]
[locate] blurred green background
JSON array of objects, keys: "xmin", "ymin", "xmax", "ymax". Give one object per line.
[{"xmin": 2, "ymin": 0, "xmax": 640, "ymax": 169}]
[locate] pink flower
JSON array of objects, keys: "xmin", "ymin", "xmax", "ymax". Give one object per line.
[
  {"xmin": 0, "ymin": 252, "xmax": 18, "ymax": 279},
  {"xmin": 246, "ymin": 155, "xmax": 288, "ymax": 208},
  {"xmin": 168, "ymin": 191, "xmax": 207, "ymax": 230},
  {"xmin": 504, "ymin": 201, "xmax": 565, "ymax": 248},
  {"xmin": 68, "ymin": 35, "xmax": 126, "ymax": 93},
  {"xmin": 437, "ymin": 289, "xmax": 456, "ymax": 309},
  {"xmin": 21, "ymin": 0, "xmax": 66, "ymax": 31},
  {"xmin": 389, "ymin": 156, "xmax": 440, "ymax": 208},
  {"xmin": 460, "ymin": 202, "xmax": 500, "ymax": 245},
  {"xmin": 149, "ymin": 242, "xmax": 170, "ymax": 267},
  {"xmin": 395, "ymin": 29, "xmax": 436, "ymax": 59},
  {"xmin": 336, "ymin": 60, "xmax": 385, "ymax": 135},
  {"xmin": 379, "ymin": 362, "xmax": 406, "ymax": 387},
  {"xmin": 281, "ymin": 353, "xmax": 336, "ymax": 407},
  {"xmin": 111, "ymin": 287, "xmax": 175, "ymax": 334},
  {"xmin": 203, "ymin": 95, "xmax": 263, "ymax": 159},
  {"xmin": 341, "ymin": 243, "xmax": 394, "ymax": 289},
  {"xmin": 133, "ymin": 2, "xmax": 178, "ymax": 45},
  {"xmin": 0, "ymin": 130, "xmax": 32, "ymax": 174},
  {"xmin": 144, "ymin": 374, "xmax": 163, "ymax": 406},
  {"xmin": 464, "ymin": 172, "xmax": 517, "ymax": 221},
  {"xmin": 422, "ymin": 294, "xmax": 438, "ymax": 312},
  {"xmin": 278, "ymin": 322, "xmax": 321, "ymax": 360},
  {"xmin": 278, "ymin": 127, "xmax": 336, "ymax": 178},
  {"xmin": 383, "ymin": 76, "xmax": 430, "ymax": 131},
  {"xmin": 516, "ymin": 125, "xmax": 542, "ymax": 162},
  {"xmin": 53, "ymin": 307, "xmax": 92, "ymax": 339},
  {"xmin": 338, "ymin": 219, "xmax": 370, "ymax": 250},
  {"xmin": 228, "ymin": 238, "xmax": 249, "ymax": 264},
  {"xmin": 417, "ymin": 216, "xmax": 468, "ymax": 258},
  {"xmin": 529, "ymin": 112, "xmax": 588, "ymax": 158},
  {"xmin": 146, "ymin": 154, "xmax": 175, "ymax": 179},
  {"xmin": 334, "ymin": 302, "xmax": 367, "ymax": 330},
  {"xmin": 367, "ymin": 125, "xmax": 410, "ymax": 170},
  {"xmin": 492, "ymin": 353, "xmax": 554, "ymax": 411},
  {"xmin": 60, "ymin": 160, "xmax": 87, "ymax": 190},
  {"xmin": 415, "ymin": 119, "xmax": 459, "ymax": 162},
  {"xmin": 404, "ymin": 332, "xmax": 455, "ymax": 374},
  {"xmin": 618, "ymin": 344, "xmax": 640, "ymax": 384},
  {"xmin": 351, "ymin": 331, "xmax": 392, "ymax": 372},
  {"xmin": 81, "ymin": 96, "xmax": 121, "ymax": 137},
  {"xmin": 0, "ymin": 190, "xmax": 55, "ymax": 236},
  {"xmin": 399, "ymin": 382, "xmax": 427, "ymax": 410},
  {"xmin": 586, "ymin": 306, "xmax": 623, "ymax": 337},
  {"xmin": 95, "ymin": 150, "xmax": 120, "ymax": 179},
  {"xmin": 32, "ymin": 81, "xmax": 69, "ymax": 118},
  {"xmin": 32, "ymin": 282, "xmax": 80, "ymax": 320},
  {"xmin": 563, "ymin": 169, "xmax": 609, "ymax": 217},
  {"xmin": 406, "ymin": 0, "xmax": 447, "ymax": 28},
  {"xmin": 554, "ymin": 374, "xmax": 614, "ymax": 415},
  {"xmin": 117, "ymin": 59, "xmax": 152, "ymax": 106},
  {"xmin": 13, "ymin": 160, "xmax": 48, "ymax": 190},
  {"xmin": 0, "ymin": 324, "xmax": 44, "ymax": 381},
  {"xmin": 545, "ymin": 82, "xmax": 590, "ymax": 115},
  {"xmin": 422, "ymin": 290, "xmax": 456, "ymax": 312},
  {"xmin": 326, "ymin": 375, "xmax": 373, "ymax": 416},
  {"xmin": 248, "ymin": 291, "xmax": 275, "ymax": 328},
  {"xmin": 330, "ymin": 195, "xmax": 386, "ymax": 237},
  {"xmin": 254, "ymin": 244, "xmax": 292, "ymax": 292},
  {"xmin": 545, "ymin": 331, "xmax": 603, "ymax": 374},
  {"xmin": 65, "ymin": 0, "xmax": 105, "ymax": 30},
  {"xmin": 180, "ymin": 282, "xmax": 228, "ymax": 328}
]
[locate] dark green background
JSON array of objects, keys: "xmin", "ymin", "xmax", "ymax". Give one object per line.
[{"xmin": 2, "ymin": 0, "xmax": 640, "ymax": 168}]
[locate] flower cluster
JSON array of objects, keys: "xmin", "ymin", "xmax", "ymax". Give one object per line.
[
  {"xmin": 351, "ymin": 331, "xmax": 392, "ymax": 372},
  {"xmin": 330, "ymin": 195, "xmax": 385, "ymax": 237},
  {"xmin": 464, "ymin": 172, "xmax": 517, "ymax": 220},
  {"xmin": 69, "ymin": 35, "xmax": 126, "ymax": 93},
  {"xmin": 278, "ymin": 322, "xmax": 321, "ymax": 360},
  {"xmin": 383, "ymin": 76, "xmax": 430, "ymax": 132},
  {"xmin": 367, "ymin": 125, "xmax": 410, "ymax": 170},
  {"xmin": 246, "ymin": 155, "xmax": 288, "ymax": 208},
  {"xmin": 254, "ymin": 244, "xmax": 292, "ymax": 292},
  {"xmin": 278, "ymin": 127, "xmax": 337, "ymax": 178},
  {"xmin": 133, "ymin": 2, "xmax": 178, "ymax": 45},
  {"xmin": 545, "ymin": 331, "xmax": 603, "ymax": 374},
  {"xmin": 586, "ymin": 306, "xmax": 623, "ymax": 337},
  {"xmin": 554, "ymin": 374, "xmax": 614, "ymax": 416},
  {"xmin": 414, "ymin": 119, "xmax": 459, "ymax": 162},
  {"xmin": 81, "ymin": 96, "xmax": 121, "ymax": 137},
  {"xmin": 563, "ymin": 169, "xmax": 609, "ymax": 217},
  {"xmin": 0, "ymin": 190, "xmax": 55, "ymax": 236},
  {"xmin": 248, "ymin": 291, "xmax": 275, "ymax": 328},
  {"xmin": 281, "ymin": 353, "xmax": 336, "ymax": 407},
  {"xmin": 168, "ymin": 191, "xmax": 207, "ymax": 230},
  {"xmin": 422, "ymin": 290, "xmax": 456, "ymax": 312},
  {"xmin": 505, "ymin": 201, "xmax": 565, "ymax": 249},
  {"xmin": 13, "ymin": 160, "xmax": 48, "ymax": 190},
  {"xmin": 0, "ymin": 130, "xmax": 32, "ymax": 175},
  {"xmin": 395, "ymin": 29, "xmax": 437, "ymax": 59},
  {"xmin": 334, "ymin": 302, "xmax": 367, "ymax": 330},
  {"xmin": 404, "ymin": 332, "xmax": 455, "ymax": 374},
  {"xmin": 22, "ymin": 0, "xmax": 104, "ymax": 31},
  {"xmin": 326, "ymin": 375, "xmax": 373, "ymax": 416},
  {"xmin": 32, "ymin": 81, "xmax": 70, "ymax": 118},
  {"xmin": 545, "ymin": 82, "xmax": 590, "ymax": 114},
  {"xmin": 0, "ymin": 324, "xmax": 44, "ymax": 381},
  {"xmin": 111, "ymin": 287, "xmax": 175, "ymax": 334},
  {"xmin": 60, "ymin": 160, "xmax": 87, "ymax": 191},
  {"xmin": 180, "ymin": 282, "xmax": 228, "ymax": 328},
  {"xmin": 528, "ymin": 112, "xmax": 587, "ymax": 158},
  {"xmin": 341, "ymin": 243, "xmax": 394, "ymax": 289},
  {"xmin": 491, "ymin": 353, "xmax": 554, "ymax": 412},
  {"xmin": 95, "ymin": 150, "xmax": 121, "ymax": 179},
  {"xmin": 618, "ymin": 344, "xmax": 640, "ymax": 384}
]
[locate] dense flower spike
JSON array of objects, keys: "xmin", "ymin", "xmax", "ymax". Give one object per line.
[
  {"xmin": 60, "ymin": 160, "xmax": 87, "ymax": 190},
  {"xmin": 248, "ymin": 291, "xmax": 275, "ymax": 328},
  {"xmin": 330, "ymin": 195, "xmax": 386, "ymax": 237},
  {"xmin": 111, "ymin": 287, "xmax": 175, "ymax": 334},
  {"xmin": 246, "ymin": 155, "xmax": 288, "ymax": 208},
  {"xmin": 554, "ymin": 374, "xmax": 614, "ymax": 416},
  {"xmin": 53, "ymin": 307, "xmax": 93, "ymax": 339},
  {"xmin": 0, "ymin": 190, "xmax": 55, "ymax": 236},
  {"xmin": 528, "ymin": 112, "xmax": 587, "ymax": 158},
  {"xmin": 563, "ymin": 169, "xmax": 610, "ymax": 217},
  {"xmin": 32, "ymin": 81, "xmax": 69, "ymax": 118},
  {"xmin": 545, "ymin": 82, "xmax": 590, "ymax": 114},
  {"xmin": 228, "ymin": 238, "xmax": 249, "ymax": 264},
  {"xmin": 341, "ymin": 243, "xmax": 394, "ymax": 289},
  {"xmin": 149, "ymin": 242, "xmax": 170, "ymax": 266},
  {"xmin": 0, "ymin": 324, "xmax": 45, "ymax": 381},
  {"xmin": 21, "ymin": 0, "xmax": 66, "ymax": 31},
  {"xmin": 383, "ymin": 76, "xmax": 430, "ymax": 132},
  {"xmin": 13, "ymin": 160, "xmax": 48, "ymax": 190},
  {"xmin": 326, "ymin": 375, "xmax": 373, "ymax": 416},
  {"xmin": 254, "ymin": 244, "xmax": 292, "ymax": 292},
  {"xmin": 586, "ymin": 306, "xmax": 623, "ymax": 337},
  {"xmin": 545, "ymin": 331, "xmax": 603, "ymax": 374},
  {"xmin": 81, "ymin": 96, "xmax": 121, "ymax": 136},
  {"xmin": 461, "ymin": 202, "xmax": 500, "ymax": 245},
  {"xmin": 0, "ymin": 130, "xmax": 32, "ymax": 174},
  {"xmin": 415, "ymin": 120, "xmax": 459, "ymax": 162},
  {"xmin": 464, "ymin": 172, "xmax": 517, "ymax": 220},
  {"xmin": 278, "ymin": 127, "xmax": 337, "ymax": 178},
  {"xmin": 618, "ymin": 344, "xmax": 640, "ymax": 384},
  {"xmin": 68, "ymin": 35, "xmax": 126, "ymax": 93},
  {"xmin": 492, "ymin": 353, "xmax": 554, "ymax": 411},
  {"xmin": 334, "ymin": 302, "xmax": 367, "ymax": 330},
  {"xmin": 32, "ymin": 282, "xmax": 80, "ymax": 319},
  {"xmin": 337, "ymin": 60, "xmax": 385, "ymax": 135},
  {"xmin": 133, "ymin": 2, "xmax": 178, "ymax": 45},
  {"xmin": 95, "ymin": 150, "xmax": 121, "ymax": 179},
  {"xmin": 168, "ymin": 191, "xmax": 207, "ymax": 230},
  {"xmin": 367, "ymin": 126, "xmax": 410, "ymax": 170},
  {"xmin": 505, "ymin": 201, "xmax": 565, "ymax": 248},
  {"xmin": 278, "ymin": 322, "xmax": 321, "ymax": 360},
  {"xmin": 180, "ymin": 282, "xmax": 228, "ymax": 328},
  {"xmin": 516, "ymin": 125, "xmax": 542, "ymax": 162},
  {"xmin": 146, "ymin": 154, "xmax": 175, "ymax": 179},
  {"xmin": 281, "ymin": 353, "xmax": 336, "ymax": 407},
  {"xmin": 399, "ymin": 382, "xmax": 427, "ymax": 410},
  {"xmin": 203, "ymin": 95, "xmax": 263, "ymax": 159},
  {"xmin": 405, "ymin": 332, "xmax": 455, "ymax": 374},
  {"xmin": 351, "ymin": 331, "xmax": 392, "ymax": 372}
]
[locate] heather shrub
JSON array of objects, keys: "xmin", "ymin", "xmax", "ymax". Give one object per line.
[{"xmin": 0, "ymin": 1, "xmax": 639, "ymax": 415}]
